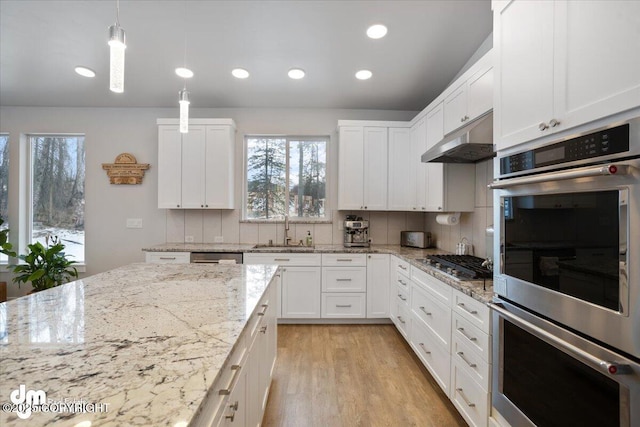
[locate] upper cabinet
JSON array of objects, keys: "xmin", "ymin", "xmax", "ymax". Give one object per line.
[
  {"xmin": 444, "ymin": 54, "xmax": 493, "ymax": 135},
  {"xmin": 493, "ymin": 0, "xmax": 640, "ymax": 151},
  {"xmin": 410, "ymin": 118, "xmax": 427, "ymax": 211},
  {"xmin": 338, "ymin": 125, "xmax": 388, "ymax": 210},
  {"xmin": 157, "ymin": 119, "xmax": 236, "ymax": 209},
  {"xmin": 387, "ymin": 127, "xmax": 413, "ymax": 211}
]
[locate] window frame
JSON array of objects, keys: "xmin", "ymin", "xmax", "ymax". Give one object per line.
[
  {"xmin": 26, "ymin": 133, "xmax": 86, "ymax": 266},
  {"xmin": 242, "ymin": 134, "xmax": 330, "ymax": 222},
  {"xmin": 0, "ymin": 133, "xmax": 9, "ymax": 264}
]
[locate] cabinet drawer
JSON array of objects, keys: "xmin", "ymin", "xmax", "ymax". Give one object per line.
[
  {"xmin": 411, "ymin": 266, "xmax": 452, "ymax": 305},
  {"xmin": 452, "ymin": 333, "xmax": 490, "ymax": 391},
  {"xmin": 243, "ymin": 253, "xmax": 321, "ymax": 266},
  {"xmin": 395, "ymin": 283, "xmax": 410, "ymax": 307},
  {"xmin": 452, "ymin": 313, "xmax": 491, "ymax": 362},
  {"xmin": 321, "ymin": 253, "xmax": 367, "ymax": 266},
  {"xmin": 394, "ymin": 269, "xmax": 411, "ymax": 291},
  {"xmin": 412, "ymin": 283, "xmax": 451, "ymax": 349},
  {"xmin": 410, "ymin": 318, "xmax": 450, "ymax": 395},
  {"xmin": 452, "ymin": 291, "xmax": 490, "ymax": 333},
  {"xmin": 321, "ymin": 293, "xmax": 366, "ymax": 318},
  {"xmin": 145, "ymin": 251, "xmax": 190, "ymax": 264},
  {"xmin": 321, "ymin": 266, "xmax": 367, "ymax": 292},
  {"xmin": 451, "ymin": 359, "xmax": 490, "ymax": 427},
  {"xmin": 392, "ymin": 256, "xmax": 410, "ymax": 273},
  {"xmin": 394, "ymin": 303, "xmax": 410, "ymax": 338}
]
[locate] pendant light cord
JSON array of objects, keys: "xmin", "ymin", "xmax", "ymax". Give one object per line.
[{"xmin": 116, "ymin": 0, "xmax": 120, "ymax": 25}]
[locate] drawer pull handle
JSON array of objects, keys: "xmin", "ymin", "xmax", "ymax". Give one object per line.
[
  {"xmin": 260, "ymin": 325, "xmax": 268, "ymax": 334},
  {"xmin": 457, "ymin": 351, "xmax": 477, "ymax": 368},
  {"xmin": 457, "ymin": 327, "xmax": 477, "ymax": 342},
  {"xmin": 219, "ymin": 364, "xmax": 242, "ymax": 395},
  {"xmin": 457, "ymin": 303, "xmax": 478, "ymax": 315},
  {"xmin": 419, "ymin": 306, "xmax": 432, "ymax": 316},
  {"xmin": 274, "ymin": 258, "xmax": 290, "ymax": 261},
  {"xmin": 398, "ymin": 264, "xmax": 407, "ymax": 270},
  {"xmin": 337, "ymin": 258, "xmax": 353, "ymax": 262},
  {"xmin": 336, "ymin": 278, "xmax": 352, "ymax": 282},
  {"xmin": 336, "ymin": 304, "xmax": 352, "ymax": 308},
  {"xmin": 398, "ymin": 279, "xmax": 407, "ymax": 286},
  {"xmin": 456, "ymin": 388, "xmax": 476, "ymax": 407},
  {"xmin": 398, "ymin": 294, "xmax": 407, "ymax": 301},
  {"xmin": 225, "ymin": 400, "xmax": 239, "ymax": 421},
  {"xmin": 397, "ymin": 315, "xmax": 406, "ymax": 324},
  {"xmin": 419, "ymin": 342, "xmax": 431, "ymax": 354},
  {"xmin": 159, "ymin": 257, "xmax": 176, "ymax": 260},
  {"xmin": 257, "ymin": 304, "xmax": 268, "ymax": 316}
]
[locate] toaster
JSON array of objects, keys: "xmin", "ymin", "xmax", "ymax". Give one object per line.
[{"xmin": 400, "ymin": 231, "xmax": 431, "ymax": 249}]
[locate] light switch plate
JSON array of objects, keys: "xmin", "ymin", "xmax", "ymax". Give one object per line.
[
  {"xmin": 185, "ymin": 235, "xmax": 194, "ymax": 243},
  {"xmin": 214, "ymin": 236, "xmax": 224, "ymax": 243},
  {"xmin": 126, "ymin": 218, "xmax": 143, "ymax": 228}
]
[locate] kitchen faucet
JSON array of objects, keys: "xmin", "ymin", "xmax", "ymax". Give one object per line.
[{"xmin": 284, "ymin": 215, "xmax": 292, "ymax": 246}]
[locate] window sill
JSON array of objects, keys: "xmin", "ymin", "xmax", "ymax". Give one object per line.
[{"xmin": 241, "ymin": 219, "xmax": 332, "ymax": 224}]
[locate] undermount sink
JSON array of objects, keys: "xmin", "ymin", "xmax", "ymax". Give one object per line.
[{"xmin": 251, "ymin": 244, "xmax": 315, "ymax": 251}]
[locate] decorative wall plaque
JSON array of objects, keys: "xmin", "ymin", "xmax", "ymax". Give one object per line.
[{"xmin": 102, "ymin": 153, "xmax": 150, "ymax": 185}]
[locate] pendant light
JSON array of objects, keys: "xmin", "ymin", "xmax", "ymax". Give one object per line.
[
  {"xmin": 179, "ymin": 88, "xmax": 190, "ymax": 134},
  {"xmin": 108, "ymin": 0, "xmax": 126, "ymax": 93}
]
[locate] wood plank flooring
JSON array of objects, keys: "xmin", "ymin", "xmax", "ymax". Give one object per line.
[{"xmin": 263, "ymin": 325, "xmax": 467, "ymax": 427}]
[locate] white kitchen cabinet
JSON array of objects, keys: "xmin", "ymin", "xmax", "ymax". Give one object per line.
[
  {"xmin": 157, "ymin": 119, "xmax": 236, "ymax": 209},
  {"xmin": 410, "ymin": 315, "xmax": 451, "ymax": 395},
  {"xmin": 281, "ymin": 266, "xmax": 321, "ymax": 318},
  {"xmin": 366, "ymin": 254, "xmax": 390, "ymax": 318},
  {"xmin": 493, "ymin": 0, "xmax": 640, "ymax": 151},
  {"xmin": 387, "ymin": 127, "xmax": 413, "ymax": 210},
  {"xmin": 144, "ymin": 251, "xmax": 190, "ymax": 264},
  {"xmin": 425, "ymin": 163, "xmax": 475, "ymax": 212},
  {"xmin": 443, "ymin": 60, "xmax": 493, "ymax": 136},
  {"xmin": 410, "ymin": 117, "xmax": 427, "ymax": 211},
  {"xmin": 337, "ymin": 125, "xmax": 388, "ymax": 210},
  {"xmin": 216, "ymin": 356, "xmax": 247, "ymax": 427},
  {"xmin": 321, "ymin": 293, "xmax": 367, "ymax": 318},
  {"xmin": 321, "ymin": 266, "xmax": 367, "ymax": 292},
  {"xmin": 426, "ymin": 102, "xmax": 444, "ymax": 151}
]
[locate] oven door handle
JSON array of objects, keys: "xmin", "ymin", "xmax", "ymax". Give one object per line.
[
  {"xmin": 489, "ymin": 164, "xmax": 630, "ymax": 189},
  {"xmin": 490, "ymin": 302, "xmax": 632, "ymax": 376}
]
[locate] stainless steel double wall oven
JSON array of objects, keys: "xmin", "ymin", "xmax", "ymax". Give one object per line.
[{"xmin": 490, "ymin": 117, "xmax": 640, "ymax": 427}]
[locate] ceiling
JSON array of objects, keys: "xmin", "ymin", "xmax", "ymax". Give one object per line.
[{"xmin": 0, "ymin": 0, "xmax": 492, "ymax": 111}]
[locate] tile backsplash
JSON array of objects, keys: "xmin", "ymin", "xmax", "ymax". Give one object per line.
[{"xmin": 164, "ymin": 159, "xmax": 495, "ymax": 255}]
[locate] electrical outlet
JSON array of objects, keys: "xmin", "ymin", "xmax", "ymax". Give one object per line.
[
  {"xmin": 214, "ymin": 236, "xmax": 224, "ymax": 243},
  {"xmin": 185, "ymin": 235, "xmax": 194, "ymax": 243},
  {"xmin": 126, "ymin": 218, "xmax": 143, "ymax": 228}
]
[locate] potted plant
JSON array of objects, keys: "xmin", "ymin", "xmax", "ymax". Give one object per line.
[
  {"xmin": 10, "ymin": 234, "xmax": 78, "ymax": 292},
  {"xmin": 0, "ymin": 216, "xmax": 16, "ymax": 258}
]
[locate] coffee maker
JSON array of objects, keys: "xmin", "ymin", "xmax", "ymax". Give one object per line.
[{"xmin": 343, "ymin": 216, "xmax": 370, "ymax": 247}]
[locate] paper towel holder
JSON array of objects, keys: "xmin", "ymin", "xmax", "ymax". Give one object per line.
[{"xmin": 436, "ymin": 212, "xmax": 460, "ymax": 226}]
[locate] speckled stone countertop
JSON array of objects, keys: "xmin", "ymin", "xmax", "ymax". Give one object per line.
[
  {"xmin": 0, "ymin": 263, "xmax": 278, "ymax": 427},
  {"xmin": 143, "ymin": 243, "xmax": 494, "ymax": 304}
]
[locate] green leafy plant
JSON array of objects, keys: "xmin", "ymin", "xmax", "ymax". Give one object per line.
[
  {"xmin": 11, "ymin": 235, "xmax": 78, "ymax": 292},
  {"xmin": 0, "ymin": 216, "xmax": 16, "ymax": 257}
]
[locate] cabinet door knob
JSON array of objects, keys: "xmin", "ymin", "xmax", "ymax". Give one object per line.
[
  {"xmin": 201, "ymin": 204, "xmax": 204, "ymax": 207},
  {"xmin": 549, "ymin": 118, "xmax": 561, "ymax": 128},
  {"xmin": 176, "ymin": 204, "xmax": 180, "ymax": 207},
  {"xmin": 539, "ymin": 122, "xmax": 549, "ymax": 131},
  {"xmin": 364, "ymin": 206, "xmax": 367, "ymax": 209}
]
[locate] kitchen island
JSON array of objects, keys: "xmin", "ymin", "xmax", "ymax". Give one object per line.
[{"xmin": 0, "ymin": 263, "xmax": 278, "ymax": 426}]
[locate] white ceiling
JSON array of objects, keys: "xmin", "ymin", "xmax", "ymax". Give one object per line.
[{"xmin": 0, "ymin": 0, "xmax": 492, "ymax": 111}]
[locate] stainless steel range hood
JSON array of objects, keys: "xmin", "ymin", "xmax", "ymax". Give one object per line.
[{"xmin": 421, "ymin": 111, "xmax": 495, "ymax": 163}]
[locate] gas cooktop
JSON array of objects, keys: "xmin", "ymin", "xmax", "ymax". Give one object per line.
[{"xmin": 418, "ymin": 254, "xmax": 492, "ymax": 281}]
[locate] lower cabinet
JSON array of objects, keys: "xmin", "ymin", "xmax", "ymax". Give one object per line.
[
  {"xmin": 145, "ymin": 251, "xmax": 190, "ymax": 264},
  {"xmin": 281, "ymin": 266, "xmax": 322, "ymax": 318}
]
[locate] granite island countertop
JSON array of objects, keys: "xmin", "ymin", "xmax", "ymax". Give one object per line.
[
  {"xmin": 0, "ymin": 263, "xmax": 278, "ymax": 426},
  {"xmin": 143, "ymin": 243, "xmax": 494, "ymax": 304}
]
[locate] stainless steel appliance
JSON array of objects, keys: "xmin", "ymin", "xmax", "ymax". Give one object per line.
[
  {"xmin": 343, "ymin": 218, "xmax": 369, "ymax": 247},
  {"xmin": 190, "ymin": 252, "xmax": 243, "ymax": 264},
  {"xmin": 489, "ymin": 117, "xmax": 640, "ymax": 426},
  {"xmin": 417, "ymin": 254, "xmax": 492, "ymax": 281},
  {"xmin": 400, "ymin": 231, "xmax": 431, "ymax": 248}
]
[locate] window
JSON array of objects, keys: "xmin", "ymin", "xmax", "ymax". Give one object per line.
[
  {"xmin": 0, "ymin": 134, "xmax": 8, "ymax": 263},
  {"xmin": 29, "ymin": 135, "xmax": 85, "ymax": 263},
  {"xmin": 245, "ymin": 136, "xmax": 327, "ymax": 220}
]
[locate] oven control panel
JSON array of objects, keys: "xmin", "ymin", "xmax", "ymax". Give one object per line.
[{"xmin": 500, "ymin": 124, "xmax": 630, "ymax": 175}]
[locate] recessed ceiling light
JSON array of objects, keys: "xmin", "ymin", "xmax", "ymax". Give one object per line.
[
  {"xmin": 355, "ymin": 70, "xmax": 373, "ymax": 80},
  {"xmin": 74, "ymin": 66, "xmax": 96, "ymax": 78},
  {"xmin": 232, "ymin": 68, "xmax": 250, "ymax": 79},
  {"xmin": 175, "ymin": 67, "xmax": 194, "ymax": 78},
  {"xmin": 366, "ymin": 24, "xmax": 388, "ymax": 39},
  {"xmin": 288, "ymin": 68, "xmax": 305, "ymax": 80}
]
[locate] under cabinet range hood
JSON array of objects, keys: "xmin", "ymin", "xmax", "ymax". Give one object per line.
[{"xmin": 422, "ymin": 111, "xmax": 495, "ymax": 163}]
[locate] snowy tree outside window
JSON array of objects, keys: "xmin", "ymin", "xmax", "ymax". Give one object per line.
[
  {"xmin": 0, "ymin": 134, "xmax": 8, "ymax": 263},
  {"xmin": 246, "ymin": 136, "xmax": 327, "ymax": 220},
  {"xmin": 30, "ymin": 135, "xmax": 85, "ymax": 263}
]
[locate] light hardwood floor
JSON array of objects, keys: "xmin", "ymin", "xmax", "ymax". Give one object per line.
[{"xmin": 263, "ymin": 325, "xmax": 467, "ymax": 427}]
